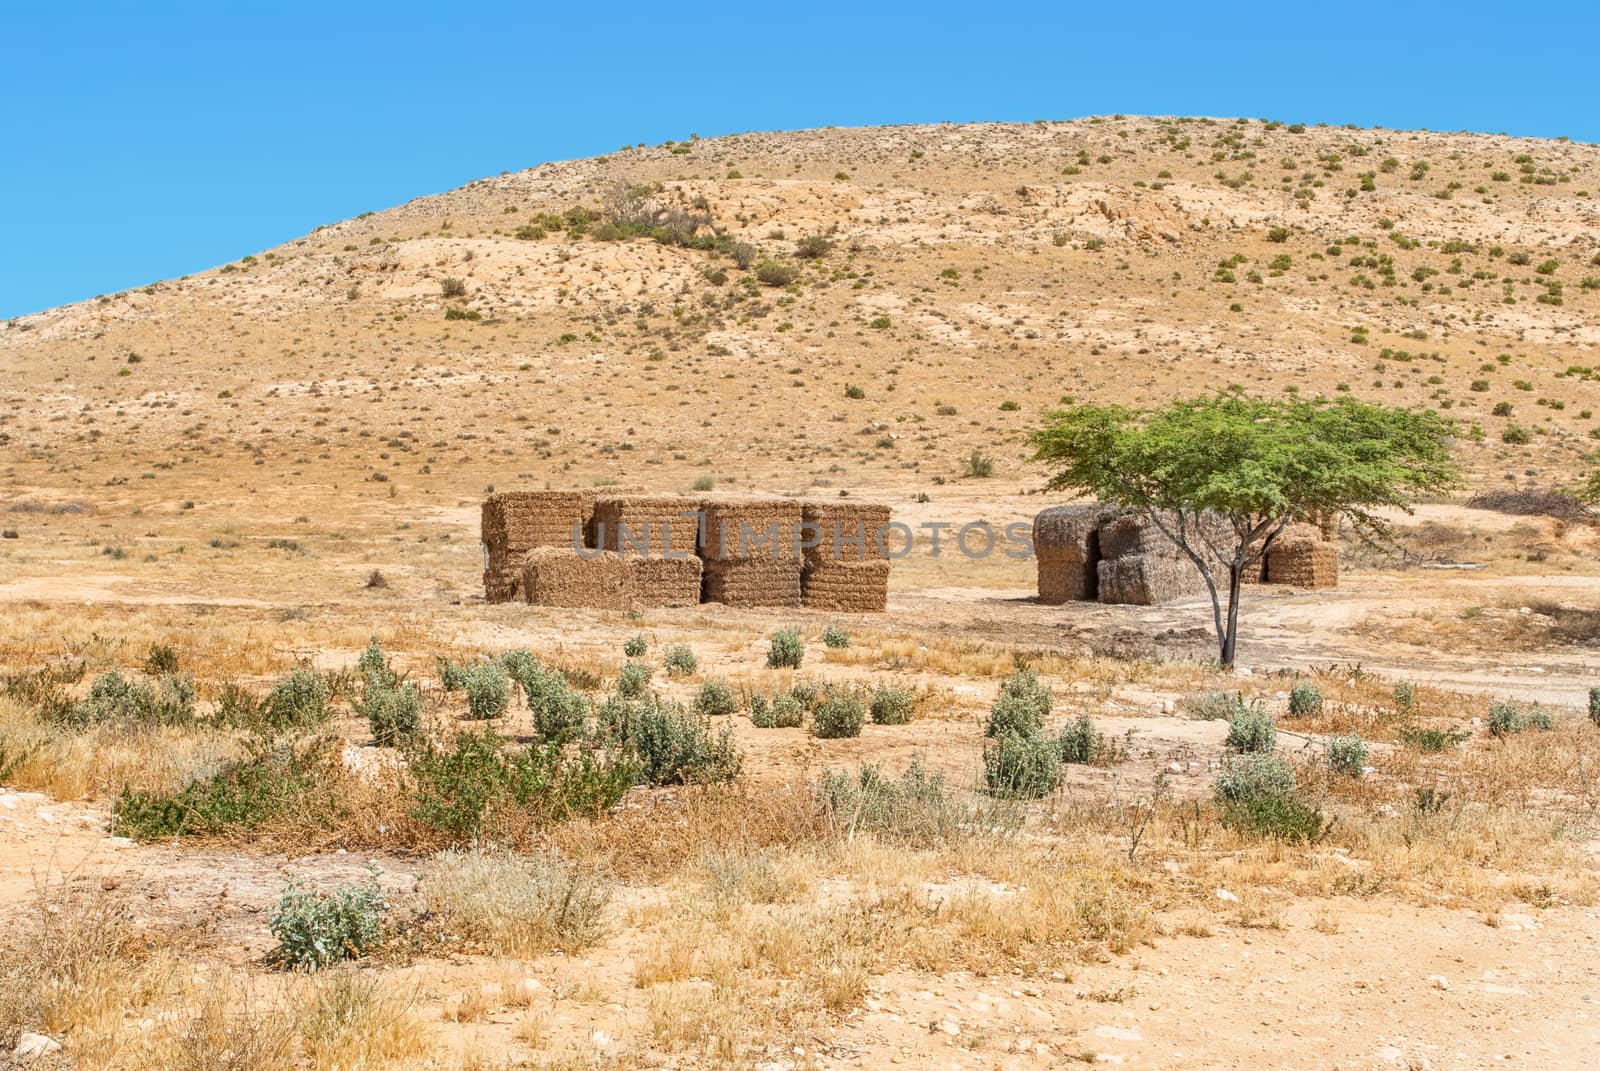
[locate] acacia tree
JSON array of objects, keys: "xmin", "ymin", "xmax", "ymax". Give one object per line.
[{"xmin": 1031, "ymin": 394, "xmax": 1458, "ymax": 667}]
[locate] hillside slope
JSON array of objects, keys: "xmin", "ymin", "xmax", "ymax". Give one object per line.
[{"xmin": 3, "ymin": 117, "xmax": 1599, "ymax": 524}]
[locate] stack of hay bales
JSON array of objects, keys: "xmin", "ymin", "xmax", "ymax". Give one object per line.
[
  {"xmin": 1265, "ymin": 523, "xmax": 1339, "ymax": 589},
  {"xmin": 1033, "ymin": 504, "xmax": 1117, "ymax": 604},
  {"xmin": 627, "ymin": 554, "xmax": 704, "ymax": 607},
  {"xmin": 521, "ymin": 547, "xmax": 633, "ymax": 610},
  {"xmin": 699, "ymin": 496, "xmax": 804, "ymax": 607},
  {"xmin": 1095, "ymin": 511, "xmax": 1236, "ymax": 606},
  {"xmin": 800, "ymin": 501, "xmax": 892, "ymax": 612},
  {"xmin": 481, "ymin": 491, "xmax": 595, "ymax": 602},
  {"xmin": 592, "ymin": 495, "xmax": 702, "ymax": 560}
]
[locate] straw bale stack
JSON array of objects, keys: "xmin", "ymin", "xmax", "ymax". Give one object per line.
[
  {"xmin": 1033, "ymin": 504, "xmax": 1117, "ymax": 603},
  {"xmin": 481, "ymin": 491, "xmax": 595, "ymax": 602},
  {"xmin": 627, "ymin": 554, "xmax": 704, "ymax": 607},
  {"xmin": 799, "ymin": 501, "xmax": 893, "ymax": 562},
  {"xmin": 1265, "ymin": 534, "xmax": 1339, "ymax": 588},
  {"xmin": 801, "ymin": 559, "xmax": 890, "ymax": 612},
  {"xmin": 703, "ymin": 558, "xmax": 803, "ymax": 608},
  {"xmin": 592, "ymin": 495, "xmax": 702, "ymax": 559},
  {"xmin": 699, "ymin": 497, "xmax": 803, "ymax": 560},
  {"xmin": 521, "ymin": 547, "xmax": 633, "ymax": 610},
  {"xmin": 1096, "ymin": 553, "xmax": 1207, "ymax": 606}
]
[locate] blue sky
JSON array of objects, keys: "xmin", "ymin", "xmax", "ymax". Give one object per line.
[{"xmin": 3, "ymin": 1, "xmax": 1596, "ymax": 318}]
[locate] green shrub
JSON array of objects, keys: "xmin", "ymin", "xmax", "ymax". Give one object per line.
[
  {"xmin": 766, "ymin": 628, "xmax": 804, "ymax": 669},
  {"xmin": 755, "ymin": 262, "xmax": 797, "ymax": 287},
  {"xmin": 357, "ymin": 637, "xmax": 396, "ymax": 690},
  {"xmin": 1488, "ymin": 700, "xmax": 1526, "ymax": 737},
  {"xmin": 362, "ymin": 681, "xmax": 423, "ymax": 747},
  {"xmin": 1184, "ymin": 690, "xmax": 1247, "ymax": 721},
  {"xmin": 143, "ymin": 643, "xmax": 180, "ymax": 676},
  {"xmin": 812, "ymin": 689, "xmax": 867, "ymax": 739},
  {"xmin": 265, "ymin": 667, "xmax": 331, "ymax": 729},
  {"xmin": 47, "ymin": 668, "xmax": 198, "ymax": 730},
  {"xmin": 1326, "ymin": 734, "xmax": 1368, "ymax": 777},
  {"xmin": 1393, "ymin": 681, "xmax": 1415, "ymax": 711},
  {"xmin": 1590, "ymin": 687, "xmax": 1600, "ymax": 729},
  {"xmin": 1058, "ymin": 713, "xmax": 1102, "ymax": 765},
  {"xmin": 983, "ymin": 731, "xmax": 1062, "ymax": 799},
  {"xmin": 112, "ymin": 738, "xmax": 329, "ymax": 839},
  {"xmin": 663, "ymin": 644, "xmax": 698, "ymax": 677},
  {"xmin": 518, "ymin": 667, "xmax": 589, "ymax": 745},
  {"xmin": 1225, "ymin": 705, "xmax": 1277, "ymax": 752},
  {"xmin": 617, "ymin": 660, "xmax": 651, "ymax": 699},
  {"xmin": 463, "ymin": 663, "xmax": 510, "ymax": 720},
  {"xmin": 869, "ymin": 685, "xmax": 914, "ymax": 725},
  {"xmin": 750, "ymin": 692, "xmax": 804, "ymax": 729},
  {"xmin": 816, "ymin": 758, "xmax": 1018, "ymax": 845},
  {"xmin": 1398, "ymin": 724, "xmax": 1470, "ymax": 752},
  {"xmin": 1214, "ymin": 753, "xmax": 1297, "ymax": 800},
  {"xmin": 961, "ymin": 449, "xmax": 995, "ymax": 478},
  {"xmin": 1219, "ymin": 790, "xmax": 1330, "ymax": 843},
  {"xmin": 1287, "ymin": 684, "xmax": 1323, "ymax": 717},
  {"xmin": 987, "ymin": 669, "xmax": 1051, "ymax": 738},
  {"xmin": 623, "ymin": 634, "xmax": 647, "ymax": 658},
  {"xmin": 821, "ymin": 627, "xmax": 850, "ymax": 649},
  {"xmin": 438, "ymin": 657, "xmax": 469, "ymax": 691},
  {"xmin": 694, "ymin": 680, "xmax": 738, "ymax": 717},
  {"xmin": 628, "ymin": 701, "xmax": 741, "ymax": 785},
  {"xmin": 268, "ymin": 871, "xmax": 387, "ymax": 970}
]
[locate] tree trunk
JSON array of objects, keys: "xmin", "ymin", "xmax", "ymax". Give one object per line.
[{"xmin": 1219, "ymin": 563, "xmax": 1244, "ymax": 668}]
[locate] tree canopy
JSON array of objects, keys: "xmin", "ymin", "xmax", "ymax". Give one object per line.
[{"xmin": 1031, "ymin": 393, "xmax": 1459, "ymax": 666}]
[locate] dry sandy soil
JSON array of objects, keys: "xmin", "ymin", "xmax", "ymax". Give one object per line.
[{"xmin": 2, "ymin": 118, "xmax": 1600, "ymax": 1070}]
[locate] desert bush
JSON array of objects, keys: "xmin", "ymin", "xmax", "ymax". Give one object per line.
[
  {"xmin": 812, "ymin": 688, "xmax": 867, "ymax": 739},
  {"xmin": 623, "ymin": 634, "xmax": 648, "ymax": 658},
  {"xmin": 439, "ymin": 277, "xmax": 467, "ymax": 298},
  {"xmin": 983, "ymin": 730, "xmax": 1062, "ymax": 799},
  {"xmin": 143, "ymin": 643, "xmax": 180, "ymax": 676},
  {"xmin": 462, "ymin": 662, "xmax": 510, "ymax": 720},
  {"xmin": 1590, "ymin": 687, "xmax": 1600, "ymax": 728},
  {"xmin": 111, "ymin": 737, "xmax": 331, "ymax": 840},
  {"xmin": 1219, "ymin": 788, "xmax": 1330, "ymax": 842},
  {"xmin": 1058, "ymin": 713, "xmax": 1102, "ymax": 764},
  {"xmin": 1326, "ymin": 733, "xmax": 1368, "ymax": 777},
  {"xmin": 1287, "ymin": 684, "xmax": 1323, "ymax": 717},
  {"xmin": 1488, "ymin": 699, "xmax": 1543, "ymax": 737},
  {"xmin": 1214, "ymin": 753, "xmax": 1297, "ymax": 800},
  {"xmin": 795, "ymin": 234, "xmax": 833, "ymax": 259},
  {"xmin": 750, "ymin": 692, "xmax": 804, "ymax": 729},
  {"xmin": 1398, "ymin": 724, "xmax": 1470, "ymax": 752},
  {"xmin": 1393, "ymin": 681, "xmax": 1415, "ymax": 711},
  {"xmin": 962, "ymin": 449, "xmax": 995, "ymax": 477},
  {"xmin": 868, "ymin": 684, "xmax": 914, "ymax": 725},
  {"xmin": 507, "ymin": 658, "xmax": 589, "ymax": 744},
  {"xmin": 1185, "ymin": 690, "xmax": 1246, "ymax": 720},
  {"xmin": 693, "ymin": 679, "xmax": 738, "ymax": 717},
  {"xmin": 265, "ymin": 667, "xmax": 331, "ymax": 729},
  {"xmin": 767, "ymin": 627, "xmax": 804, "ymax": 669},
  {"xmin": 628, "ymin": 701, "xmax": 741, "ymax": 785},
  {"xmin": 438, "ymin": 657, "xmax": 469, "ymax": 691},
  {"xmin": 362, "ymin": 681, "xmax": 423, "ymax": 747},
  {"xmin": 268, "ymin": 871, "xmax": 387, "ymax": 970},
  {"xmin": 421, "ymin": 847, "xmax": 610, "ymax": 955},
  {"xmin": 47, "ymin": 668, "xmax": 197, "ymax": 730},
  {"xmin": 816, "ymin": 758, "xmax": 1019, "ymax": 845},
  {"xmin": 663, "ymin": 644, "xmax": 698, "ymax": 677},
  {"xmin": 1225, "ymin": 704, "xmax": 1277, "ymax": 752},
  {"xmin": 821, "ymin": 626, "xmax": 850, "ymax": 649},
  {"xmin": 755, "ymin": 261, "xmax": 797, "ymax": 287},
  {"xmin": 617, "ymin": 660, "xmax": 651, "ymax": 699}
]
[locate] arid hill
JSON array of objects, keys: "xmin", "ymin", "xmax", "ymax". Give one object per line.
[{"xmin": 4, "ymin": 117, "xmax": 1599, "ymax": 524}]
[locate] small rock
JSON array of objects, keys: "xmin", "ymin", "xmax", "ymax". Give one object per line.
[
  {"xmin": 936, "ymin": 1019, "xmax": 961, "ymax": 1036},
  {"xmin": 1428, "ymin": 974, "xmax": 1451, "ymax": 991},
  {"xmin": 1215, "ymin": 888, "xmax": 1239, "ymax": 903},
  {"xmin": 14, "ymin": 1034, "xmax": 62, "ymax": 1060}
]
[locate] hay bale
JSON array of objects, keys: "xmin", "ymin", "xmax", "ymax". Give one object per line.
[
  {"xmin": 482, "ymin": 491, "xmax": 594, "ymax": 553},
  {"xmin": 699, "ymin": 496, "xmax": 803, "ymax": 561},
  {"xmin": 1097, "ymin": 553, "xmax": 1207, "ymax": 606},
  {"xmin": 1033, "ymin": 504, "xmax": 1118, "ymax": 603},
  {"xmin": 802, "ymin": 559, "xmax": 889, "ymax": 612},
  {"xmin": 484, "ymin": 563, "xmax": 523, "ymax": 604},
  {"xmin": 522, "ymin": 547, "xmax": 633, "ymax": 610},
  {"xmin": 703, "ymin": 558, "xmax": 802, "ymax": 608},
  {"xmin": 1265, "ymin": 539, "xmax": 1339, "ymax": 589},
  {"xmin": 799, "ymin": 501, "xmax": 893, "ymax": 563},
  {"xmin": 627, "ymin": 555, "xmax": 704, "ymax": 607},
  {"xmin": 592, "ymin": 495, "xmax": 702, "ymax": 559}
]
